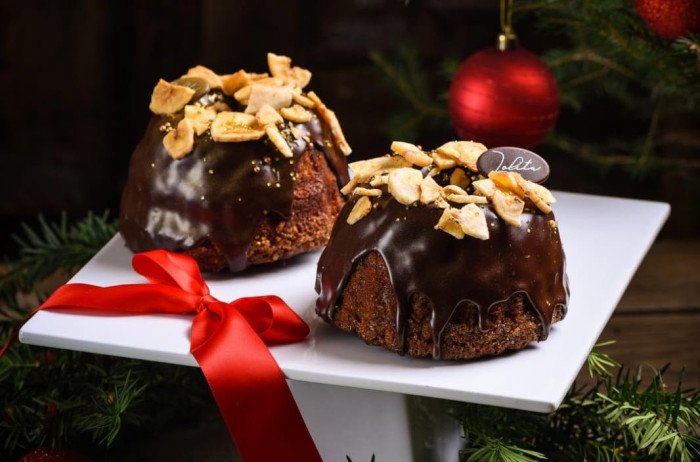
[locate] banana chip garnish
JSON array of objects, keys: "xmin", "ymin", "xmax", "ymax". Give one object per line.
[
  {"xmin": 387, "ymin": 168, "xmax": 423, "ymax": 205},
  {"xmin": 150, "ymin": 79, "xmax": 195, "ymax": 114},
  {"xmin": 435, "ymin": 208, "xmax": 465, "ymax": 239},
  {"xmin": 210, "ymin": 112, "xmax": 265, "ymax": 142},
  {"xmin": 267, "ymin": 53, "xmax": 312, "ymax": 89},
  {"xmin": 163, "ymin": 118, "xmax": 195, "ymax": 159},
  {"xmin": 492, "ymin": 189, "xmax": 525, "ymax": 227},
  {"xmin": 280, "ymin": 104, "xmax": 313, "ymax": 123},
  {"xmin": 437, "ymin": 141, "xmax": 487, "ymax": 172},
  {"xmin": 347, "ymin": 196, "xmax": 372, "ymax": 225},
  {"xmin": 149, "ymin": 56, "xmax": 351, "ymax": 168},
  {"xmin": 184, "ymin": 105, "xmax": 216, "ymax": 136},
  {"xmin": 265, "ymin": 124, "xmax": 293, "ymax": 158},
  {"xmin": 185, "ymin": 65, "xmax": 223, "ymax": 90},
  {"xmin": 453, "ymin": 204, "xmax": 489, "ymax": 240},
  {"xmin": 307, "ymin": 91, "xmax": 352, "ymax": 156},
  {"xmin": 339, "ymin": 140, "xmax": 557, "ymax": 241}
]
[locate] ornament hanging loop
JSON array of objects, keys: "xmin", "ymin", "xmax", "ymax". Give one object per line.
[{"xmin": 498, "ymin": 0, "xmax": 518, "ymax": 51}]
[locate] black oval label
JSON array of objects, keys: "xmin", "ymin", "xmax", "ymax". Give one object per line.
[{"xmin": 476, "ymin": 147, "xmax": 550, "ymax": 183}]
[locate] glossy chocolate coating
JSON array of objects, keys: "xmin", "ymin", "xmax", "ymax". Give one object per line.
[
  {"xmin": 120, "ymin": 92, "xmax": 349, "ymax": 272},
  {"xmin": 315, "ymin": 183, "xmax": 569, "ymax": 359}
]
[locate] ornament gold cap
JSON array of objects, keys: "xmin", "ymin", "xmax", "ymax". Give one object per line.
[
  {"xmin": 498, "ymin": 0, "xmax": 517, "ymax": 51},
  {"xmin": 497, "ymin": 31, "xmax": 518, "ymax": 51}
]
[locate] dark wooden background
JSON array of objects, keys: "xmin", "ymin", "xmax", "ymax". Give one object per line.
[
  {"xmin": 0, "ymin": 0, "xmax": 501, "ymax": 245},
  {"xmin": 1, "ymin": 0, "xmax": 698, "ymax": 387},
  {"xmin": 3, "ymin": 0, "xmax": 699, "ymax": 242}
]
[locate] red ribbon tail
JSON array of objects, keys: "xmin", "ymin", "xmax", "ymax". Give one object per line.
[
  {"xmin": 0, "ymin": 249, "xmax": 320, "ymax": 462},
  {"xmin": 191, "ymin": 308, "xmax": 321, "ymax": 462}
]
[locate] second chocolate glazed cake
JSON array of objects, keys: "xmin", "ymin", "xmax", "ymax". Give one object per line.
[
  {"xmin": 120, "ymin": 54, "xmax": 351, "ymax": 272},
  {"xmin": 316, "ymin": 141, "xmax": 569, "ymax": 360}
]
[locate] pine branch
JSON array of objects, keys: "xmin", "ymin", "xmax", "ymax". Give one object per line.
[
  {"xmin": 461, "ymin": 434, "xmax": 546, "ymax": 462},
  {"xmin": 0, "ymin": 211, "xmax": 215, "ymax": 460},
  {"xmin": 72, "ymin": 370, "xmax": 147, "ymax": 446},
  {"xmin": 457, "ymin": 343, "xmax": 699, "ymax": 461},
  {"xmin": 12, "ymin": 211, "xmax": 117, "ymax": 282},
  {"xmin": 0, "ymin": 211, "xmax": 117, "ymax": 325},
  {"xmin": 587, "ymin": 340, "xmax": 621, "ymax": 377},
  {"xmin": 520, "ymin": 0, "xmax": 700, "ymax": 109},
  {"xmin": 368, "ymin": 47, "xmax": 452, "ymax": 143},
  {"xmin": 1, "ymin": 343, "xmax": 212, "ymax": 461},
  {"xmin": 545, "ymin": 132, "xmax": 700, "ymax": 173}
]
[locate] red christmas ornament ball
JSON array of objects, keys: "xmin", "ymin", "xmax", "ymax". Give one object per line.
[
  {"xmin": 634, "ymin": 0, "xmax": 700, "ymax": 40},
  {"xmin": 448, "ymin": 46, "xmax": 559, "ymax": 149},
  {"xmin": 17, "ymin": 447, "xmax": 92, "ymax": 462}
]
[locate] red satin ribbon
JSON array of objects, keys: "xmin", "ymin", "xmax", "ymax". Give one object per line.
[{"xmin": 0, "ymin": 250, "xmax": 321, "ymax": 462}]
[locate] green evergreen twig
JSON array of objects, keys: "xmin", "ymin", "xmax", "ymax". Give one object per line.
[
  {"xmin": 0, "ymin": 211, "xmax": 117, "ymax": 326},
  {"xmin": 0, "ymin": 212, "xmax": 211, "ymax": 461},
  {"xmin": 368, "ymin": 47, "xmax": 452, "ymax": 143},
  {"xmin": 458, "ymin": 343, "xmax": 699, "ymax": 461}
]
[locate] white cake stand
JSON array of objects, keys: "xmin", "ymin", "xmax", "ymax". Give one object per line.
[{"xmin": 20, "ymin": 192, "xmax": 669, "ymax": 461}]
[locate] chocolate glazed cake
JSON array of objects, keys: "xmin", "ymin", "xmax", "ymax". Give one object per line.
[
  {"xmin": 315, "ymin": 141, "xmax": 569, "ymax": 360},
  {"xmin": 120, "ymin": 55, "xmax": 351, "ymax": 272}
]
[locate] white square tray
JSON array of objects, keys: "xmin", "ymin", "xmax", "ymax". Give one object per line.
[{"xmin": 19, "ymin": 191, "xmax": 669, "ymax": 413}]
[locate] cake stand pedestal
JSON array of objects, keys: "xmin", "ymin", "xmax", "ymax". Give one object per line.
[{"xmin": 290, "ymin": 381, "xmax": 462, "ymax": 461}]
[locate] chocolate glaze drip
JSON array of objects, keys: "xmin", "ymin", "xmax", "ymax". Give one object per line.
[
  {"xmin": 120, "ymin": 91, "xmax": 349, "ymax": 272},
  {"xmin": 315, "ymin": 187, "xmax": 569, "ymax": 359}
]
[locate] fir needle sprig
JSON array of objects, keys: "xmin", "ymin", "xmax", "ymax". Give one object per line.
[
  {"xmin": 588, "ymin": 340, "xmax": 621, "ymax": 377},
  {"xmin": 457, "ymin": 343, "xmax": 699, "ymax": 462},
  {"xmin": 0, "ymin": 211, "xmax": 117, "ymax": 327},
  {"xmin": 0, "ymin": 212, "xmax": 210, "ymax": 461}
]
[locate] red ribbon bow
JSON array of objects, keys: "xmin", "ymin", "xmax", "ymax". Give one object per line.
[{"xmin": 1, "ymin": 250, "xmax": 321, "ymax": 462}]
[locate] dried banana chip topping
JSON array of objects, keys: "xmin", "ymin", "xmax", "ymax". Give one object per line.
[
  {"xmin": 491, "ymin": 189, "xmax": 525, "ymax": 227},
  {"xmin": 341, "ymin": 140, "xmax": 557, "ymax": 240},
  {"xmin": 184, "ymin": 65, "xmax": 223, "ymax": 90},
  {"xmin": 265, "ymin": 124, "xmax": 293, "ymax": 158},
  {"xmin": 419, "ymin": 175, "xmax": 442, "ymax": 204},
  {"xmin": 443, "ymin": 184, "xmax": 468, "ymax": 196},
  {"xmin": 148, "ymin": 54, "xmax": 351, "ymax": 161},
  {"xmin": 390, "ymin": 141, "xmax": 421, "ymax": 155},
  {"xmin": 449, "ymin": 168, "xmax": 470, "ymax": 190},
  {"xmin": 222, "ymin": 70, "xmax": 253, "ymax": 96},
  {"xmin": 184, "ymin": 105, "xmax": 216, "ymax": 136},
  {"xmin": 210, "ymin": 112, "xmax": 265, "ymax": 142},
  {"xmin": 307, "ymin": 91, "xmax": 352, "ymax": 156},
  {"xmin": 233, "ymin": 85, "xmax": 253, "ymax": 105},
  {"xmin": 435, "ymin": 208, "xmax": 465, "ymax": 239},
  {"xmin": 489, "ymin": 171, "xmax": 524, "ymax": 198},
  {"xmin": 292, "ymin": 91, "xmax": 316, "ymax": 108},
  {"xmin": 163, "ymin": 118, "xmax": 194, "ymax": 159},
  {"xmin": 255, "ymin": 104, "xmax": 284, "ymax": 127},
  {"xmin": 353, "ymin": 187, "xmax": 383, "ymax": 197},
  {"xmin": 387, "ymin": 168, "xmax": 423, "ymax": 205},
  {"xmin": 436, "ymin": 141, "xmax": 487, "ymax": 172},
  {"xmin": 454, "ymin": 204, "xmax": 489, "ymax": 240},
  {"xmin": 347, "ymin": 196, "xmax": 372, "ymax": 225},
  {"xmin": 280, "ymin": 104, "xmax": 313, "ymax": 123},
  {"xmin": 446, "ymin": 194, "xmax": 488, "ymax": 205},
  {"xmin": 267, "ymin": 52, "xmax": 312, "ymax": 89},
  {"xmin": 245, "ymin": 83, "xmax": 293, "ymax": 114},
  {"xmin": 390, "ymin": 141, "xmax": 433, "ymax": 168},
  {"xmin": 472, "ymin": 179, "xmax": 497, "ymax": 199},
  {"xmin": 150, "ymin": 79, "xmax": 195, "ymax": 114}
]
